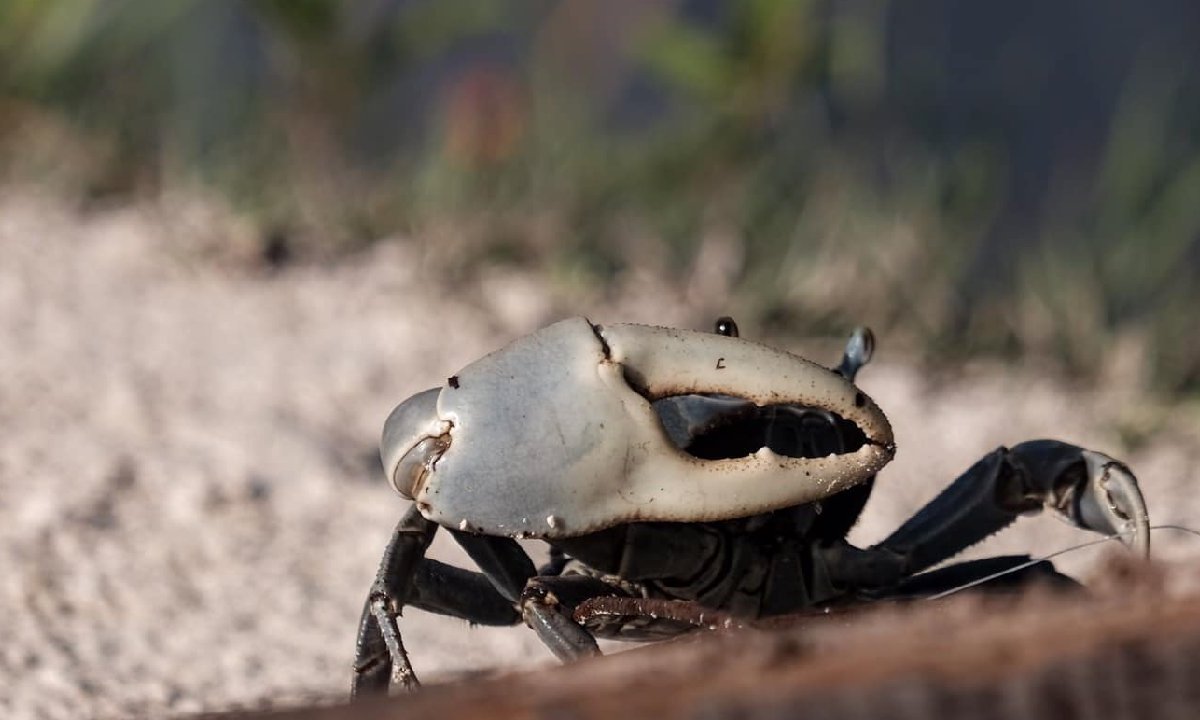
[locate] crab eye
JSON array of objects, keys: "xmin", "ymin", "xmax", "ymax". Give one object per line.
[{"xmin": 714, "ymin": 316, "xmax": 739, "ymax": 337}]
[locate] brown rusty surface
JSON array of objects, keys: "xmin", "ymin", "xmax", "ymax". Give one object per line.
[{"xmin": 218, "ymin": 564, "xmax": 1200, "ymax": 720}]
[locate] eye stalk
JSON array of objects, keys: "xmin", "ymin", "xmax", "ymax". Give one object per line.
[
  {"xmin": 380, "ymin": 387, "xmax": 450, "ymax": 499},
  {"xmin": 835, "ymin": 327, "xmax": 875, "ymax": 382}
]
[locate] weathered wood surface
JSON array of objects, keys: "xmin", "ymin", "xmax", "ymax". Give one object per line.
[{"xmin": 219, "ymin": 564, "xmax": 1200, "ymax": 720}]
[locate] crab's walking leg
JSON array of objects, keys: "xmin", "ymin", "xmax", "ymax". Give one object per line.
[
  {"xmin": 450, "ymin": 530, "xmax": 538, "ymax": 600},
  {"xmin": 519, "ymin": 575, "xmax": 617, "ymax": 661},
  {"xmin": 353, "ymin": 525, "xmax": 523, "ymax": 696},
  {"xmin": 539, "ymin": 545, "xmax": 570, "ymax": 576},
  {"xmin": 352, "ymin": 505, "xmax": 437, "ymax": 697},
  {"xmin": 450, "ymin": 530, "xmax": 621, "ymax": 661},
  {"xmin": 874, "ymin": 439, "xmax": 1150, "ymax": 576},
  {"xmin": 406, "ymin": 559, "xmax": 522, "ymax": 625},
  {"xmin": 450, "ymin": 532, "xmax": 599, "ymax": 658}
]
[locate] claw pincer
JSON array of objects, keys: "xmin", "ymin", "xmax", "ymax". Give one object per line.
[
  {"xmin": 383, "ymin": 317, "xmax": 893, "ymax": 538},
  {"xmin": 1006, "ymin": 441, "xmax": 1150, "ymax": 557}
]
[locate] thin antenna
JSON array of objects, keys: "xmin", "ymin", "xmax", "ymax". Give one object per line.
[{"xmin": 926, "ymin": 525, "xmax": 1200, "ymax": 601}]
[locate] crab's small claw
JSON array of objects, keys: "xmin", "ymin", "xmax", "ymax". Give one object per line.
[
  {"xmin": 1007, "ymin": 440, "xmax": 1151, "ymax": 557},
  {"xmin": 877, "ymin": 440, "xmax": 1150, "ymax": 577}
]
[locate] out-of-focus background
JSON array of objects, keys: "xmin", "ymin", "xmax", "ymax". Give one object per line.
[
  {"xmin": 6, "ymin": 0, "xmax": 1200, "ymax": 381},
  {"xmin": 1, "ymin": 2, "xmax": 1198, "ymax": 718}
]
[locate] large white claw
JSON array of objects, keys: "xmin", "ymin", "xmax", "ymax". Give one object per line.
[{"xmin": 386, "ymin": 317, "xmax": 894, "ymax": 538}]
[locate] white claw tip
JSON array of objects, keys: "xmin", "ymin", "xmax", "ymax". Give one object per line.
[
  {"xmin": 458, "ymin": 519, "xmax": 469, "ymax": 531},
  {"xmin": 546, "ymin": 515, "xmax": 561, "ymax": 530}
]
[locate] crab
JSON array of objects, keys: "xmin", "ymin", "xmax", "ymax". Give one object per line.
[{"xmin": 352, "ymin": 316, "xmax": 1150, "ymax": 695}]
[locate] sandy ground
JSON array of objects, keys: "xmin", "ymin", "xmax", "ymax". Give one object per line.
[{"xmin": 2, "ymin": 192, "xmax": 1198, "ymax": 719}]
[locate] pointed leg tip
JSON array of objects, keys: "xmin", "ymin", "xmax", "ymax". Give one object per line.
[{"xmin": 1081, "ymin": 452, "xmax": 1151, "ymax": 558}]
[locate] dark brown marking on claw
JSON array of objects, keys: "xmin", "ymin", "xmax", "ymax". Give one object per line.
[
  {"xmin": 587, "ymin": 319, "xmax": 614, "ymax": 359},
  {"xmin": 716, "ymin": 358, "xmax": 726, "ymax": 369},
  {"xmin": 448, "ymin": 375, "xmax": 460, "ymax": 389}
]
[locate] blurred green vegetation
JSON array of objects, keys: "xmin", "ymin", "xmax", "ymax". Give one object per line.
[{"xmin": 1, "ymin": 0, "xmax": 1198, "ymax": 395}]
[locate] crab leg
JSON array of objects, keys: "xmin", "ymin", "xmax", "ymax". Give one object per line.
[
  {"xmin": 519, "ymin": 575, "xmax": 617, "ymax": 661},
  {"xmin": 352, "ymin": 505, "xmax": 437, "ymax": 697},
  {"xmin": 448, "ymin": 530, "xmax": 538, "ymax": 602},
  {"xmin": 407, "ymin": 559, "xmax": 522, "ymax": 626},
  {"xmin": 448, "ymin": 532, "xmax": 607, "ymax": 660},
  {"xmin": 874, "ymin": 440, "xmax": 1150, "ymax": 576}
]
